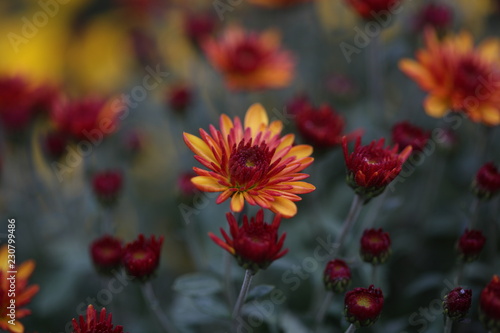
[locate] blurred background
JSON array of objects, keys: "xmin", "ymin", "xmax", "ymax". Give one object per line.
[{"xmin": 0, "ymin": 0, "xmax": 499, "ymax": 332}]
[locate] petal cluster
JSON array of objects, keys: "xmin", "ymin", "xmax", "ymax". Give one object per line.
[
  {"xmin": 209, "ymin": 210, "xmax": 288, "ymax": 273},
  {"xmin": 90, "ymin": 235, "xmax": 123, "ymax": 274},
  {"xmin": 479, "ymin": 275, "xmax": 500, "ymax": 332},
  {"xmin": 399, "ymin": 28, "xmax": 500, "ymax": 126},
  {"xmin": 202, "ymin": 26, "xmax": 295, "ymax": 91},
  {"xmin": 122, "ymin": 234, "xmax": 164, "ymax": 280},
  {"xmin": 71, "ymin": 304, "xmax": 125, "ymax": 333},
  {"xmin": 183, "ymin": 103, "xmax": 315, "ymax": 218},
  {"xmin": 472, "ymin": 162, "xmax": 500, "ymax": 200},
  {"xmin": 342, "ymin": 136, "xmax": 412, "ymax": 200},
  {"xmin": 344, "ymin": 285, "xmax": 384, "ymax": 327},
  {"xmin": 0, "ymin": 245, "xmax": 39, "ymax": 333}
]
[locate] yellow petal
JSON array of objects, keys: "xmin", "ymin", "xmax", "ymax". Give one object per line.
[
  {"xmin": 275, "ymin": 134, "xmax": 295, "ymax": 153},
  {"xmin": 220, "ymin": 114, "xmax": 234, "ymax": 139},
  {"xmin": 192, "ymin": 176, "xmax": 226, "ymax": 192},
  {"xmin": 424, "ymin": 95, "xmax": 450, "ymax": 118},
  {"xmin": 0, "ymin": 317, "xmax": 24, "ymax": 333},
  {"xmin": 478, "ymin": 39, "xmax": 500, "ymax": 62},
  {"xmin": 230, "ymin": 192, "xmax": 245, "ymax": 212},
  {"xmin": 478, "ymin": 105, "xmax": 500, "ymax": 126},
  {"xmin": 270, "ymin": 197, "xmax": 297, "ymax": 218},
  {"xmin": 286, "ymin": 182, "xmax": 316, "ymax": 194},
  {"xmin": 285, "ymin": 145, "xmax": 313, "ymax": 159},
  {"xmin": 17, "ymin": 260, "xmax": 35, "ymax": 281},
  {"xmin": 183, "ymin": 133, "xmax": 217, "ymax": 164},
  {"xmin": 268, "ymin": 120, "xmax": 283, "ymax": 136},
  {"xmin": 244, "ymin": 103, "xmax": 268, "ymax": 135}
]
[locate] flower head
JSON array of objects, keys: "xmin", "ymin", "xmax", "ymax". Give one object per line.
[
  {"xmin": 456, "ymin": 229, "xmax": 486, "ymax": 263},
  {"xmin": 295, "ymin": 103, "xmax": 361, "ymax": 150},
  {"xmin": 43, "ymin": 131, "xmax": 69, "ymax": 160},
  {"xmin": 323, "ymin": 259, "xmax": 351, "ymax": 293},
  {"xmin": 183, "ymin": 103, "xmax": 315, "ymax": 218},
  {"xmin": 71, "ymin": 304, "xmax": 125, "ymax": 333},
  {"xmin": 479, "ymin": 275, "xmax": 500, "ymax": 332},
  {"xmin": 443, "ymin": 287, "xmax": 472, "ymax": 321},
  {"xmin": 344, "ymin": 285, "xmax": 384, "ymax": 327},
  {"xmin": 122, "ymin": 234, "xmax": 164, "ymax": 280},
  {"xmin": 92, "ymin": 170, "xmax": 124, "ymax": 208},
  {"xmin": 167, "ymin": 84, "xmax": 192, "ymax": 113},
  {"xmin": 415, "ymin": 3, "xmax": 453, "ymax": 32},
  {"xmin": 203, "ymin": 26, "xmax": 295, "ymax": 91},
  {"xmin": 90, "ymin": 235, "xmax": 123, "ymax": 275},
  {"xmin": 472, "ymin": 162, "xmax": 500, "ymax": 200},
  {"xmin": 184, "ymin": 12, "xmax": 216, "ymax": 45},
  {"xmin": 51, "ymin": 96, "xmax": 123, "ymax": 140},
  {"xmin": 360, "ymin": 228, "xmax": 392, "ymax": 265},
  {"xmin": 209, "ymin": 210, "xmax": 288, "ymax": 273},
  {"xmin": 391, "ymin": 121, "xmax": 430, "ymax": 153},
  {"xmin": 345, "ymin": 0, "xmax": 400, "ymax": 21},
  {"xmin": 177, "ymin": 172, "xmax": 199, "ymax": 200},
  {"xmin": 342, "ymin": 136, "xmax": 412, "ymax": 201},
  {"xmin": 0, "ymin": 245, "xmax": 39, "ymax": 333},
  {"xmin": 399, "ymin": 29, "xmax": 500, "ymax": 126}
]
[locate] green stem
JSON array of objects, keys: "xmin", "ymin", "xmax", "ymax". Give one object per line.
[
  {"xmin": 371, "ymin": 264, "xmax": 378, "ymax": 285},
  {"xmin": 314, "ymin": 292, "xmax": 333, "ymax": 327},
  {"xmin": 232, "ymin": 270, "xmax": 254, "ymax": 330},
  {"xmin": 332, "ymin": 195, "xmax": 363, "ymax": 257},
  {"xmin": 141, "ymin": 281, "xmax": 178, "ymax": 333},
  {"xmin": 444, "ymin": 316, "xmax": 453, "ymax": 333},
  {"xmin": 345, "ymin": 323, "xmax": 357, "ymax": 333},
  {"xmin": 455, "ymin": 262, "xmax": 464, "ymax": 287},
  {"xmin": 468, "ymin": 197, "xmax": 479, "ymax": 229}
]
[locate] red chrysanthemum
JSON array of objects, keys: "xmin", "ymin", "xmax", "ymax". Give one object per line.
[
  {"xmin": 90, "ymin": 235, "xmax": 123, "ymax": 274},
  {"xmin": 472, "ymin": 162, "xmax": 500, "ymax": 200},
  {"xmin": 184, "ymin": 12, "xmax": 216, "ymax": 45},
  {"xmin": 209, "ymin": 210, "xmax": 288, "ymax": 273},
  {"xmin": 456, "ymin": 229, "xmax": 486, "ymax": 263},
  {"xmin": 479, "ymin": 275, "xmax": 500, "ymax": 332},
  {"xmin": 345, "ymin": 0, "xmax": 400, "ymax": 21},
  {"xmin": 51, "ymin": 96, "xmax": 123, "ymax": 141},
  {"xmin": 414, "ymin": 3, "xmax": 453, "ymax": 32},
  {"xmin": 342, "ymin": 136, "xmax": 412, "ymax": 200},
  {"xmin": 391, "ymin": 121, "xmax": 430, "ymax": 153},
  {"xmin": 443, "ymin": 287, "xmax": 472, "ymax": 320},
  {"xmin": 323, "ymin": 259, "xmax": 352, "ymax": 293},
  {"xmin": 344, "ymin": 285, "xmax": 384, "ymax": 327},
  {"xmin": 183, "ymin": 103, "xmax": 315, "ymax": 218},
  {"xmin": 122, "ymin": 234, "xmax": 164, "ymax": 280},
  {"xmin": 295, "ymin": 103, "xmax": 361, "ymax": 149},
  {"xmin": 0, "ymin": 245, "xmax": 39, "ymax": 333},
  {"xmin": 360, "ymin": 228, "xmax": 392, "ymax": 265},
  {"xmin": 43, "ymin": 131, "xmax": 69, "ymax": 160},
  {"xmin": 247, "ymin": 0, "xmax": 314, "ymax": 8},
  {"xmin": 92, "ymin": 170, "xmax": 124, "ymax": 208},
  {"xmin": 71, "ymin": 305, "xmax": 125, "ymax": 333},
  {"xmin": 203, "ymin": 26, "xmax": 295, "ymax": 91}
]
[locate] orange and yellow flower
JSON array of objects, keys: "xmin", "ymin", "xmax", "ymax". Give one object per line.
[
  {"xmin": 183, "ymin": 103, "xmax": 315, "ymax": 218},
  {"xmin": 399, "ymin": 28, "xmax": 500, "ymax": 126},
  {"xmin": 0, "ymin": 245, "xmax": 39, "ymax": 333},
  {"xmin": 202, "ymin": 26, "xmax": 295, "ymax": 91}
]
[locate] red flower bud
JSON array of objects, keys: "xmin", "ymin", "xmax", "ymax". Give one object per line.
[
  {"xmin": 90, "ymin": 235, "xmax": 123, "ymax": 275},
  {"xmin": 479, "ymin": 275, "xmax": 500, "ymax": 332},
  {"xmin": 71, "ymin": 304, "xmax": 125, "ymax": 333},
  {"xmin": 456, "ymin": 229, "xmax": 486, "ymax": 263},
  {"xmin": 443, "ymin": 287, "xmax": 472, "ymax": 320},
  {"xmin": 92, "ymin": 170, "xmax": 124, "ymax": 208},
  {"xmin": 345, "ymin": 0, "xmax": 400, "ymax": 21},
  {"xmin": 344, "ymin": 285, "xmax": 384, "ymax": 327},
  {"xmin": 209, "ymin": 210, "xmax": 288, "ymax": 273},
  {"xmin": 167, "ymin": 84, "xmax": 192, "ymax": 113},
  {"xmin": 122, "ymin": 234, "xmax": 164, "ymax": 280},
  {"xmin": 472, "ymin": 162, "xmax": 500, "ymax": 200},
  {"xmin": 360, "ymin": 228, "xmax": 391, "ymax": 265},
  {"xmin": 323, "ymin": 259, "xmax": 351, "ymax": 293},
  {"xmin": 391, "ymin": 121, "xmax": 430, "ymax": 153}
]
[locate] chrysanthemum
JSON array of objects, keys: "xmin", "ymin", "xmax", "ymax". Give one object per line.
[
  {"xmin": 122, "ymin": 234, "xmax": 164, "ymax": 280},
  {"xmin": 71, "ymin": 304, "xmax": 125, "ymax": 333},
  {"xmin": 344, "ymin": 285, "xmax": 384, "ymax": 327},
  {"xmin": 183, "ymin": 103, "xmax": 315, "ymax": 218},
  {"xmin": 248, "ymin": 0, "xmax": 314, "ymax": 8},
  {"xmin": 202, "ymin": 26, "xmax": 295, "ymax": 91},
  {"xmin": 345, "ymin": 0, "xmax": 400, "ymax": 21},
  {"xmin": 399, "ymin": 28, "xmax": 500, "ymax": 126},
  {"xmin": 0, "ymin": 245, "xmax": 39, "ymax": 333}
]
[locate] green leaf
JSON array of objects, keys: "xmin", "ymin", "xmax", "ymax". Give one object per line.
[
  {"xmin": 172, "ymin": 273, "xmax": 222, "ymax": 297},
  {"xmin": 246, "ymin": 285, "xmax": 275, "ymax": 302}
]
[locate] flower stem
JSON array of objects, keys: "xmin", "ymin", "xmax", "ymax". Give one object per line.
[
  {"xmin": 444, "ymin": 316, "xmax": 453, "ymax": 333},
  {"xmin": 232, "ymin": 270, "xmax": 254, "ymax": 330},
  {"xmin": 141, "ymin": 281, "xmax": 178, "ymax": 333},
  {"xmin": 455, "ymin": 262, "xmax": 464, "ymax": 287},
  {"xmin": 314, "ymin": 291, "xmax": 333, "ymax": 327},
  {"xmin": 367, "ymin": 32, "xmax": 385, "ymax": 121},
  {"xmin": 332, "ymin": 194, "xmax": 363, "ymax": 257},
  {"xmin": 345, "ymin": 323, "xmax": 357, "ymax": 333},
  {"xmin": 371, "ymin": 264, "xmax": 378, "ymax": 285}
]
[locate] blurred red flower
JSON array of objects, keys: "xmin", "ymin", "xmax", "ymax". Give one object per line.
[
  {"xmin": 122, "ymin": 234, "xmax": 164, "ymax": 279},
  {"xmin": 323, "ymin": 259, "xmax": 351, "ymax": 293},
  {"xmin": 90, "ymin": 235, "xmax": 123, "ymax": 274},
  {"xmin": 472, "ymin": 162, "xmax": 500, "ymax": 200},
  {"xmin": 345, "ymin": 0, "xmax": 400, "ymax": 21},
  {"xmin": 360, "ymin": 228, "xmax": 391, "ymax": 265},
  {"xmin": 71, "ymin": 305, "xmax": 125, "ymax": 333},
  {"xmin": 479, "ymin": 275, "xmax": 500, "ymax": 332},
  {"xmin": 391, "ymin": 121, "xmax": 430, "ymax": 153},
  {"xmin": 456, "ymin": 229, "xmax": 486, "ymax": 262},
  {"xmin": 443, "ymin": 287, "xmax": 472, "ymax": 320},
  {"xmin": 92, "ymin": 170, "xmax": 124, "ymax": 208}
]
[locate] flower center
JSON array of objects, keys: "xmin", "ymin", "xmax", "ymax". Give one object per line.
[
  {"xmin": 229, "ymin": 141, "xmax": 272, "ymax": 188},
  {"xmin": 232, "ymin": 43, "xmax": 261, "ymax": 73},
  {"xmin": 356, "ymin": 295, "xmax": 373, "ymax": 308},
  {"xmin": 132, "ymin": 250, "xmax": 149, "ymax": 260}
]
